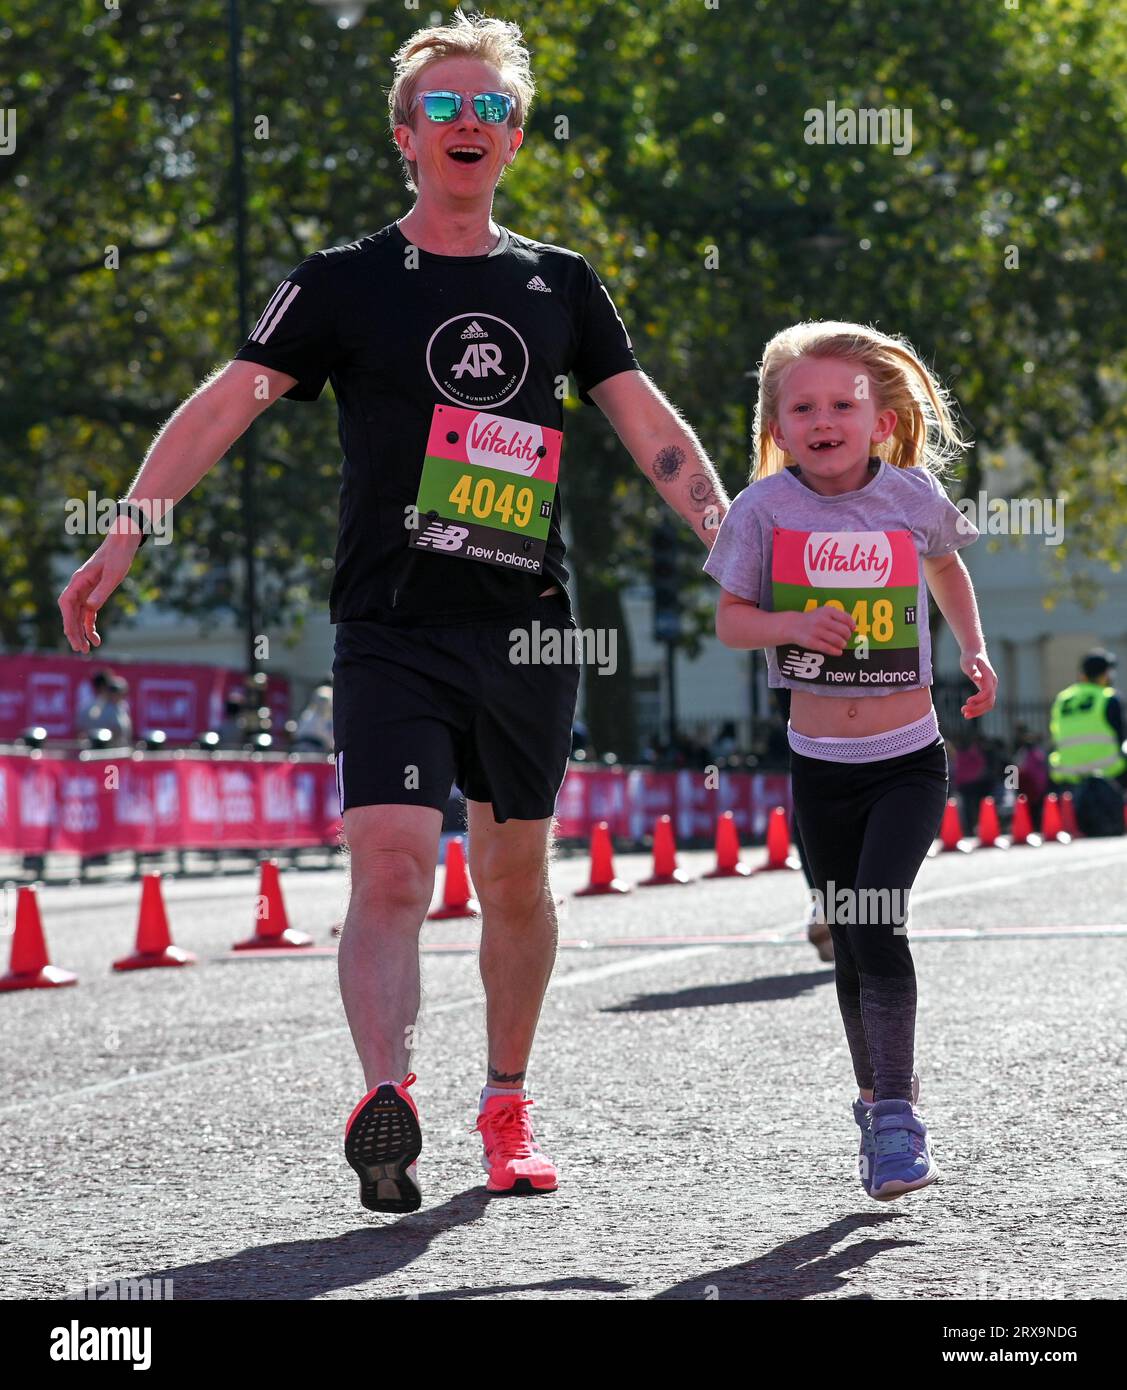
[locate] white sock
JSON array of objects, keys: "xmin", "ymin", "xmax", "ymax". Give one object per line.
[{"xmin": 479, "ymin": 1084, "xmax": 525, "ymax": 1112}]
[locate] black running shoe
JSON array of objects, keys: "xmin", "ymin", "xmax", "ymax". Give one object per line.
[{"xmin": 344, "ymin": 1072, "xmax": 422, "ymax": 1213}]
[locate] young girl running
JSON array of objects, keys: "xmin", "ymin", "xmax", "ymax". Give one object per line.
[{"xmin": 704, "ymin": 321, "xmax": 996, "ymax": 1200}]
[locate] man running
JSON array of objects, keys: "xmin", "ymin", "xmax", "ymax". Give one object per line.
[{"xmin": 58, "ymin": 13, "xmax": 727, "ymax": 1212}]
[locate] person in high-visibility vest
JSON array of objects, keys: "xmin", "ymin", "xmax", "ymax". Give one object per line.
[{"xmin": 1049, "ymin": 649, "xmax": 1126, "ymax": 789}]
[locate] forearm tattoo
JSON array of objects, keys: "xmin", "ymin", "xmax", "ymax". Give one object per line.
[
  {"xmin": 653, "ymin": 445, "xmax": 686, "ymax": 481},
  {"xmin": 688, "ymin": 473, "xmax": 720, "ymax": 512},
  {"xmin": 488, "ymin": 1066, "xmax": 526, "ymax": 1084}
]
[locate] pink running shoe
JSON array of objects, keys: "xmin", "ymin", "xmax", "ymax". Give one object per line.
[
  {"xmin": 476, "ymin": 1095, "xmax": 558, "ymax": 1195},
  {"xmin": 345, "ymin": 1072, "xmax": 422, "ymax": 1213}
]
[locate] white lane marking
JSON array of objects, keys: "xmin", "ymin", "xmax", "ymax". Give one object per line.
[
  {"xmin": 24, "ymin": 838, "xmax": 1126, "ymax": 920},
  {"xmin": 909, "ymin": 853, "xmax": 1126, "ymax": 906},
  {"xmin": 544, "ymin": 945, "xmax": 719, "ymax": 987},
  {"xmin": 0, "ymin": 947, "xmax": 718, "ymax": 1118}
]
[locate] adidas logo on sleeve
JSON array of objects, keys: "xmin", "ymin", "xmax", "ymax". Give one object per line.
[{"xmin": 249, "ymin": 281, "xmax": 301, "ymax": 344}]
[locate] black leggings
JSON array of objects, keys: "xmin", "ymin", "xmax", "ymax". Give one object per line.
[{"xmin": 790, "ymin": 737, "xmax": 949, "ymax": 1101}]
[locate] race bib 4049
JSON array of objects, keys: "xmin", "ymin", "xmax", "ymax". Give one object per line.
[
  {"xmin": 771, "ymin": 527, "xmax": 922, "ymax": 688},
  {"xmin": 409, "ymin": 404, "xmax": 562, "ymax": 575}
]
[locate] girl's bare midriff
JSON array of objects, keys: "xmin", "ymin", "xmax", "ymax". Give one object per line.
[{"xmin": 789, "ymin": 685, "xmax": 935, "ymax": 738}]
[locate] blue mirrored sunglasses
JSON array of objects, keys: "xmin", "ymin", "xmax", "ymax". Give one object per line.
[{"xmin": 411, "ymin": 90, "xmax": 514, "ymax": 124}]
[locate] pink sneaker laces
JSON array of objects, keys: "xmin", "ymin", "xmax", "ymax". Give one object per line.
[{"xmin": 477, "ymin": 1097, "xmax": 538, "ymax": 1159}]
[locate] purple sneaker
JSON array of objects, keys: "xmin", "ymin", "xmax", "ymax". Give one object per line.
[
  {"xmin": 868, "ymin": 1097, "xmax": 939, "ymax": 1201},
  {"xmin": 853, "ymin": 1073, "xmax": 919, "ymax": 1195}
]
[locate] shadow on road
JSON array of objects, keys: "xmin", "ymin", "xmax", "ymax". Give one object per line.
[
  {"xmin": 136, "ymin": 1186, "xmax": 496, "ymax": 1298},
  {"xmin": 405, "ymin": 1277, "xmax": 630, "ymax": 1299},
  {"xmin": 653, "ymin": 1213, "xmax": 919, "ymax": 1299},
  {"xmin": 603, "ymin": 968, "xmax": 834, "ymax": 1013}
]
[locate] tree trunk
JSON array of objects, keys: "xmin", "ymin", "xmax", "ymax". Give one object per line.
[{"xmin": 574, "ymin": 575, "xmax": 637, "ymax": 762}]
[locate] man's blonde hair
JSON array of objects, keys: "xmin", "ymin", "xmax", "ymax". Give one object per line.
[
  {"xmin": 388, "ymin": 10, "xmax": 535, "ymax": 193},
  {"xmin": 752, "ymin": 320, "xmax": 971, "ymax": 482}
]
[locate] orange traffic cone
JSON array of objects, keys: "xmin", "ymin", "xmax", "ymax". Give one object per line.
[
  {"xmin": 758, "ymin": 806, "xmax": 799, "ymax": 872},
  {"xmin": 936, "ymin": 798, "xmax": 972, "ymax": 853},
  {"xmin": 704, "ymin": 812, "xmax": 752, "ymax": 878},
  {"xmin": 639, "ymin": 815, "xmax": 693, "ymax": 886},
  {"xmin": 575, "ymin": 821, "xmax": 631, "ymax": 896},
  {"xmin": 1009, "ymin": 795, "xmax": 1041, "ymax": 847},
  {"xmin": 0, "ymin": 886, "xmax": 78, "ymax": 991},
  {"xmin": 114, "ymin": 873, "xmax": 197, "ymax": 970},
  {"xmin": 1060, "ymin": 791, "xmax": 1081, "ymax": 838},
  {"xmin": 1041, "ymin": 793, "xmax": 1069, "ymax": 844},
  {"xmin": 975, "ymin": 797, "xmax": 1005, "ymax": 849},
  {"xmin": 233, "ymin": 860, "xmax": 314, "ymax": 949},
  {"xmin": 428, "ymin": 837, "xmax": 480, "ymax": 920}
]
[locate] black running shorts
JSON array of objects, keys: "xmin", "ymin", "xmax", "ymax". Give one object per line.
[{"xmin": 332, "ymin": 591, "xmax": 581, "ymax": 824}]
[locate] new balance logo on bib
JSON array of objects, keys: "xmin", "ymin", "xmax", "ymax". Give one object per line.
[
  {"xmin": 781, "ymin": 650, "xmax": 826, "ymax": 681},
  {"xmin": 415, "ymin": 521, "xmax": 469, "ymax": 552}
]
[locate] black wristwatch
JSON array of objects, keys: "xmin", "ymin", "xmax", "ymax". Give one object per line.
[{"xmin": 115, "ymin": 499, "xmax": 150, "ymax": 548}]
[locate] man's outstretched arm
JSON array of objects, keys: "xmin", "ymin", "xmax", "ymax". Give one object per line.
[
  {"xmin": 587, "ymin": 369, "xmax": 729, "ymax": 547},
  {"xmin": 58, "ymin": 359, "xmax": 297, "ymax": 653}
]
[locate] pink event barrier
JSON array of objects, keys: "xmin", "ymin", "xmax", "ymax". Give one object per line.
[
  {"xmin": 553, "ymin": 766, "xmax": 793, "ymax": 844},
  {"xmin": 0, "ymin": 757, "xmax": 792, "ymax": 856},
  {"xmin": 0, "ymin": 755, "xmax": 341, "ymax": 855},
  {"xmin": 0, "ymin": 654, "xmax": 289, "ymax": 743}
]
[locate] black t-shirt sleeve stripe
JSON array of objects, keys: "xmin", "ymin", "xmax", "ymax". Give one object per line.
[
  {"xmin": 571, "ymin": 257, "xmax": 640, "ymax": 406},
  {"xmin": 233, "ymin": 255, "xmax": 339, "ymax": 401}
]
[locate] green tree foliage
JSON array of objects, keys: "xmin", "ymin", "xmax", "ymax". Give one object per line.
[{"xmin": 2, "ymin": 0, "xmax": 1123, "ymax": 754}]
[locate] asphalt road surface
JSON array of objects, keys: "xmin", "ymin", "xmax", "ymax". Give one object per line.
[{"xmin": 1, "ymin": 835, "xmax": 1124, "ymax": 1302}]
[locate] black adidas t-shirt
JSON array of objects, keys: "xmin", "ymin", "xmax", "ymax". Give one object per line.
[{"xmin": 234, "ymin": 222, "xmax": 640, "ymax": 625}]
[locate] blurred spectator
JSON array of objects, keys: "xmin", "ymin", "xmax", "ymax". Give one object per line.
[
  {"xmin": 713, "ymin": 720, "xmax": 738, "ymax": 760},
  {"xmin": 680, "ymin": 734, "xmax": 711, "ymax": 767},
  {"xmin": 77, "ymin": 671, "xmax": 109, "ymax": 734},
  {"xmin": 1049, "ymin": 648, "xmax": 1125, "ymax": 790},
  {"xmin": 953, "ymin": 733, "xmax": 992, "ymax": 833},
  {"xmin": 104, "ymin": 678, "xmax": 133, "ymax": 743},
  {"xmin": 78, "ymin": 671, "xmax": 133, "ymax": 745},
  {"xmin": 984, "ymin": 735, "xmax": 1010, "ymax": 808},
  {"xmin": 293, "ymin": 684, "xmax": 334, "ymax": 753},
  {"xmin": 1012, "ymin": 724, "xmax": 1049, "ymax": 829},
  {"xmin": 1049, "ymin": 649, "xmax": 1126, "ymax": 835},
  {"xmin": 217, "ymin": 692, "xmax": 248, "ymax": 749}
]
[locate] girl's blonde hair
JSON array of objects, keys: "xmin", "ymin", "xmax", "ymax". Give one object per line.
[
  {"xmin": 388, "ymin": 11, "xmax": 535, "ymax": 193},
  {"xmin": 752, "ymin": 320, "xmax": 970, "ymax": 483}
]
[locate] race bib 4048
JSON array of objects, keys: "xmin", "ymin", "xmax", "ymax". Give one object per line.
[
  {"xmin": 409, "ymin": 404, "xmax": 562, "ymax": 575},
  {"xmin": 771, "ymin": 527, "xmax": 922, "ymax": 688}
]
